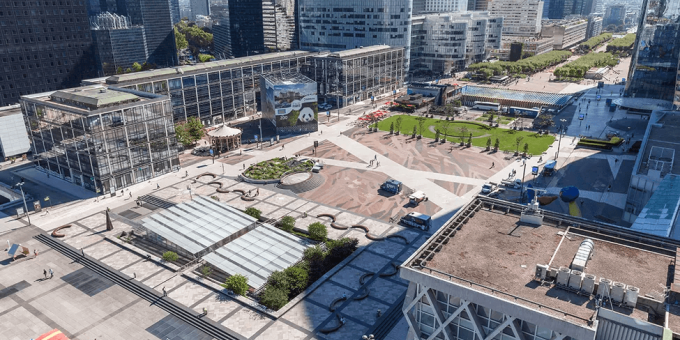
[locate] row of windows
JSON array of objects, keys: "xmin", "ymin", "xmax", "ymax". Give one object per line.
[{"xmin": 0, "ymin": 1, "xmax": 83, "ymax": 7}]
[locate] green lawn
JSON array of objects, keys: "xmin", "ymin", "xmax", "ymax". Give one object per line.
[
  {"xmin": 377, "ymin": 115, "xmax": 555, "ymax": 155},
  {"xmin": 474, "ymin": 113, "xmax": 515, "ymax": 125}
]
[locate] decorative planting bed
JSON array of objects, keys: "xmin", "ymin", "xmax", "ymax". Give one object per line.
[{"xmin": 243, "ymin": 157, "xmax": 314, "ymax": 181}]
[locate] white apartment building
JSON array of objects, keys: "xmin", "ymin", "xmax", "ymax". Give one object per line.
[
  {"xmin": 299, "ymin": 0, "xmax": 412, "ymax": 68},
  {"xmin": 487, "ymin": 0, "xmax": 544, "ymax": 37},
  {"xmin": 411, "ymin": 12, "xmax": 503, "ymax": 75},
  {"xmin": 541, "ymin": 19, "xmax": 588, "ymax": 49},
  {"xmin": 423, "ymin": 0, "xmax": 468, "ymax": 13}
]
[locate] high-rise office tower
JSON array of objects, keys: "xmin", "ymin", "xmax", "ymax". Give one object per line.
[
  {"xmin": 604, "ymin": 4, "xmax": 626, "ymax": 26},
  {"xmin": 119, "ymin": 0, "xmax": 178, "ymax": 67},
  {"xmin": 546, "ymin": 0, "xmax": 574, "ymax": 19},
  {"xmin": 211, "ymin": 0, "xmax": 231, "ymax": 58},
  {"xmin": 190, "ymin": 0, "xmax": 210, "ymax": 20},
  {"xmin": 421, "ymin": 0, "xmax": 467, "ymax": 13},
  {"xmin": 625, "ymin": 0, "xmax": 680, "ymax": 101},
  {"xmin": 0, "ymin": 0, "xmax": 96, "ymax": 106},
  {"xmin": 90, "ymin": 12, "xmax": 149, "ymax": 76},
  {"xmin": 488, "ymin": 0, "xmax": 544, "ymax": 37},
  {"xmin": 298, "ymin": 0, "xmax": 412, "ymax": 68},
  {"xmin": 170, "ymin": 0, "xmax": 181, "ymax": 24},
  {"xmin": 228, "ymin": 0, "xmax": 266, "ymax": 57}
]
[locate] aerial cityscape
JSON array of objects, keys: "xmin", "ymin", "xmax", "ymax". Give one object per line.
[{"xmin": 0, "ymin": 0, "xmax": 679, "ymax": 339}]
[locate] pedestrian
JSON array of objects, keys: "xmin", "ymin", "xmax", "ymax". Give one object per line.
[
  {"xmin": 129, "ymin": 192, "xmax": 132, "ymax": 198},
  {"xmin": 375, "ymin": 154, "xmax": 377, "ymax": 160},
  {"xmin": 49, "ymin": 268, "xmax": 53, "ymax": 278},
  {"xmin": 185, "ymin": 170, "xmax": 188, "ymax": 177},
  {"xmin": 256, "ymin": 188, "xmax": 259, "ymax": 196},
  {"xmin": 163, "ymin": 287, "xmax": 167, "ymax": 296},
  {"xmin": 243, "ymin": 164, "xmax": 245, "ymax": 169},
  {"xmin": 156, "ymin": 183, "xmax": 160, "ymax": 189},
  {"xmin": 580, "ymin": 199, "xmax": 584, "ymax": 206},
  {"xmin": 43, "ymin": 269, "xmax": 47, "ymax": 279}
]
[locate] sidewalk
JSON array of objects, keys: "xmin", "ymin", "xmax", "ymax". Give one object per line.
[{"xmin": 12, "ymin": 167, "xmax": 95, "ymax": 199}]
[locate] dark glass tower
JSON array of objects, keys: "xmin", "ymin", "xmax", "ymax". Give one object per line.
[
  {"xmin": 119, "ymin": 0, "xmax": 177, "ymax": 67},
  {"xmin": 625, "ymin": 0, "xmax": 680, "ymax": 101},
  {"xmin": 229, "ymin": 0, "xmax": 265, "ymax": 57},
  {"xmin": 0, "ymin": 1, "xmax": 96, "ymax": 106}
]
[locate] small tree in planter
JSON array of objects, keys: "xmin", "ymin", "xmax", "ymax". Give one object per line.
[
  {"xmin": 412, "ymin": 126, "xmax": 417, "ymax": 138},
  {"xmin": 389, "ymin": 122, "xmax": 394, "ymax": 134},
  {"xmin": 467, "ymin": 133, "xmax": 472, "ymax": 147},
  {"xmin": 394, "ymin": 117, "xmax": 402, "ymax": 135},
  {"xmin": 308, "ymin": 222, "xmax": 328, "ymax": 241},
  {"xmin": 223, "ymin": 274, "xmax": 249, "ymax": 296},
  {"xmin": 279, "ymin": 216, "xmax": 295, "ymax": 232},
  {"xmin": 434, "ymin": 129, "xmax": 440, "ymax": 142},
  {"xmin": 523, "ymin": 143, "xmax": 529, "ymax": 157},
  {"xmin": 486, "ymin": 137, "xmax": 492, "ymax": 151},
  {"xmin": 515, "ymin": 136, "xmax": 524, "ymax": 156},
  {"xmin": 260, "ymin": 286, "xmax": 289, "ymax": 311},
  {"xmin": 494, "ymin": 138, "xmax": 500, "ymax": 152},
  {"xmin": 162, "ymin": 251, "xmax": 178, "ymax": 262},
  {"xmin": 245, "ymin": 207, "xmax": 261, "ymax": 220},
  {"xmin": 200, "ymin": 264, "xmax": 213, "ymax": 278}
]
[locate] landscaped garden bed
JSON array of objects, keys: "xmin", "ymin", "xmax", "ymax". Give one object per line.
[
  {"xmin": 577, "ymin": 136, "xmax": 624, "ymax": 150},
  {"xmin": 243, "ymin": 157, "xmax": 314, "ymax": 180}
]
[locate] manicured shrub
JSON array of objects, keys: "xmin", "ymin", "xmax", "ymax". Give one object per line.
[
  {"xmin": 266, "ymin": 270, "xmax": 290, "ymax": 294},
  {"xmin": 260, "ymin": 286, "xmax": 289, "ymax": 310},
  {"xmin": 162, "ymin": 251, "xmax": 178, "ymax": 262},
  {"xmin": 279, "ymin": 216, "xmax": 296, "ymax": 232},
  {"xmin": 223, "ymin": 274, "xmax": 249, "ymax": 296},
  {"xmin": 284, "ymin": 265, "xmax": 309, "ymax": 297},
  {"xmin": 245, "ymin": 207, "xmax": 261, "ymax": 219},
  {"xmin": 308, "ymin": 222, "xmax": 328, "ymax": 241},
  {"xmin": 324, "ymin": 238, "xmax": 359, "ymax": 269}
]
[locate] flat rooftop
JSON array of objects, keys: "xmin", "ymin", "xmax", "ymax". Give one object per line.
[
  {"xmin": 637, "ymin": 112, "xmax": 680, "ymax": 176},
  {"xmin": 411, "ymin": 205, "xmax": 673, "ymax": 326},
  {"xmin": 319, "ymin": 45, "xmax": 399, "ymax": 59},
  {"xmin": 0, "ymin": 104, "xmax": 21, "ymax": 117}
]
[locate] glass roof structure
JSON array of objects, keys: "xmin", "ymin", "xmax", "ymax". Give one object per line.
[
  {"xmin": 204, "ymin": 223, "xmax": 311, "ymax": 288},
  {"xmin": 462, "ymin": 85, "xmax": 573, "ymax": 106},
  {"xmin": 140, "ymin": 196, "xmax": 257, "ymax": 256}
]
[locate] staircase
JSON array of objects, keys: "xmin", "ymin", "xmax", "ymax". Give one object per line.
[
  {"xmin": 35, "ymin": 233, "xmax": 245, "ymax": 340},
  {"xmin": 138, "ymin": 194, "xmax": 176, "ymax": 209},
  {"xmin": 278, "ymin": 173, "xmax": 325, "ymax": 194}
]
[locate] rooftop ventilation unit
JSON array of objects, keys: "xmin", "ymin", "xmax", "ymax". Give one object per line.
[
  {"xmin": 597, "ymin": 278, "xmax": 612, "ymax": 297},
  {"xmin": 611, "ymin": 282, "xmax": 626, "ymax": 303},
  {"xmin": 569, "ymin": 270, "xmax": 583, "ymax": 290},
  {"xmin": 557, "ymin": 267, "xmax": 570, "ymax": 286},
  {"xmin": 582, "ymin": 274, "xmax": 596, "ymax": 295},
  {"xmin": 535, "ymin": 264, "xmax": 549, "ymax": 281},
  {"xmin": 571, "ymin": 239, "xmax": 594, "ymax": 271},
  {"xmin": 625, "ymin": 286, "xmax": 639, "ymax": 307}
]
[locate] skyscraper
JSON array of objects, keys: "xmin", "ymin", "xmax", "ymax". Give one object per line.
[
  {"xmin": 119, "ymin": 0, "xmax": 178, "ymax": 67},
  {"xmin": 0, "ymin": 0, "xmax": 96, "ymax": 106},
  {"xmin": 90, "ymin": 12, "xmax": 149, "ymax": 76},
  {"xmin": 191, "ymin": 0, "xmax": 210, "ymax": 20},
  {"xmin": 298, "ymin": 0, "xmax": 412, "ymax": 68},
  {"xmin": 625, "ymin": 0, "xmax": 680, "ymax": 101}
]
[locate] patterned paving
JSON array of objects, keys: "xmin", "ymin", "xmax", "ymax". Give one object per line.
[
  {"xmin": 254, "ymin": 320, "xmax": 309, "ymax": 340},
  {"xmin": 297, "ymin": 139, "xmax": 365, "ymax": 163},
  {"xmin": 191, "ymin": 292, "xmax": 241, "ymax": 321},
  {"xmin": 221, "ymin": 308, "xmax": 272, "ymax": 339},
  {"xmin": 282, "ymin": 301, "xmax": 333, "ymax": 333},
  {"xmin": 168, "ymin": 280, "xmax": 213, "ymax": 307}
]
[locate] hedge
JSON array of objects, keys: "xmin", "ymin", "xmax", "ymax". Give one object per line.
[
  {"xmin": 580, "ymin": 33, "xmax": 612, "ymax": 50},
  {"xmin": 554, "ymin": 53, "xmax": 618, "ymax": 78},
  {"xmin": 468, "ymin": 50, "xmax": 572, "ymax": 76},
  {"xmin": 606, "ymin": 34, "xmax": 636, "ymax": 52}
]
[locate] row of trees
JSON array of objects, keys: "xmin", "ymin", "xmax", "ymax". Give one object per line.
[
  {"xmin": 553, "ymin": 52, "xmax": 618, "ymax": 79},
  {"xmin": 606, "ymin": 34, "xmax": 636, "ymax": 52},
  {"xmin": 579, "ymin": 33, "xmax": 612, "ymax": 51},
  {"xmin": 467, "ymin": 50, "xmax": 572, "ymax": 77}
]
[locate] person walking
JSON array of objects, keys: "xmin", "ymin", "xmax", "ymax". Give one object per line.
[
  {"xmin": 156, "ymin": 183, "xmax": 160, "ymax": 189},
  {"xmin": 43, "ymin": 269, "xmax": 47, "ymax": 279},
  {"xmin": 34, "ymin": 249, "xmax": 38, "ymax": 258},
  {"xmin": 129, "ymin": 192, "xmax": 132, "ymax": 199},
  {"xmin": 49, "ymin": 268, "xmax": 53, "ymax": 278},
  {"xmin": 491, "ymin": 162, "xmax": 495, "ymax": 168}
]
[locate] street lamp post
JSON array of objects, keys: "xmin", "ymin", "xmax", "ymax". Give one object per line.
[
  {"xmin": 520, "ymin": 160, "xmax": 527, "ymax": 204},
  {"xmin": 15, "ymin": 180, "xmax": 30, "ymax": 225}
]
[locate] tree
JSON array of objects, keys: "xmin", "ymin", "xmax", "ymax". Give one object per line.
[
  {"xmin": 284, "ymin": 265, "xmax": 309, "ymax": 297},
  {"xmin": 515, "ymin": 136, "xmax": 525, "ymax": 155},
  {"xmin": 486, "ymin": 137, "xmax": 492, "ymax": 150},
  {"xmin": 174, "ymin": 27, "xmax": 188, "ymax": 50},
  {"xmin": 394, "ymin": 116, "xmax": 403, "ymax": 134},
  {"xmin": 266, "ymin": 270, "xmax": 290, "ymax": 294},
  {"xmin": 175, "ymin": 117, "xmax": 205, "ymax": 147},
  {"xmin": 116, "ymin": 66, "xmax": 124, "ymax": 74},
  {"xmin": 224, "ymin": 274, "xmax": 249, "ymax": 296},
  {"xmin": 415, "ymin": 117, "xmax": 427, "ymax": 137},
  {"xmin": 131, "ymin": 62, "xmax": 142, "ymax": 72},
  {"xmin": 198, "ymin": 54, "xmax": 214, "ymax": 63},
  {"xmin": 458, "ymin": 126, "xmax": 469, "ymax": 144},
  {"xmin": 186, "ymin": 116, "xmax": 205, "ymax": 142},
  {"xmin": 467, "ymin": 133, "xmax": 472, "ymax": 147},
  {"xmin": 435, "ymin": 129, "xmax": 440, "ymax": 142},
  {"xmin": 260, "ymin": 286, "xmax": 289, "ymax": 310},
  {"xmin": 389, "ymin": 122, "xmax": 394, "ymax": 134},
  {"xmin": 494, "ymin": 138, "xmax": 500, "ymax": 151},
  {"xmin": 162, "ymin": 251, "xmax": 178, "ymax": 262},
  {"xmin": 324, "ymin": 238, "xmax": 358, "ymax": 269},
  {"xmin": 440, "ymin": 119, "xmax": 451, "ymax": 141},
  {"xmin": 245, "ymin": 207, "xmax": 262, "ymax": 220},
  {"xmin": 200, "ymin": 264, "xmax": 212, "ymax": 277},
  {"xmin": 279, "ymin": 216, "xmax": 295, "ymax": 232},
  {"xmin": 523, "ymin": 142, "xmax": 529, "ymax": 155},
  {"xmin": 125, "ymin": 68, "xmax": 132, "ymax": 73},
  {"xmin": 453, "ymin": 99, "xmax": 462, "ymax": 107},
  {"xmin": 308, "ymin": 222, "xmax": 327, "ymax": 241},
  {"xmin": 412, "ymin": 126, "xmax": 417, "ymax": 137}
]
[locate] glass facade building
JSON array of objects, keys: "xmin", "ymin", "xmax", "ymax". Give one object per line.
[
  {"xmin": 90, "ymin": 12, "xmax": 149, "ymax": 76},
  {"xmin": 20, "ymin": 86, "xmax": 179, "ymax": 193},
  {"xmin": 625, "ymin": 0, "xmax": 680, "ymax": 101},
  {"xmin": 303, "ymin": 46, "xmax": 404, "ymax": 107},
  {"xmin": 102, "ymin": 51, "xmax": 315, "ymax": 126}
]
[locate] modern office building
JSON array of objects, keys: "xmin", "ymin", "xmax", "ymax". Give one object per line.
[
  {"xmin": 581, "ymin": 0, "xmax": 597, "ymax": 16},
  {"xmin": 603, "ymin": 4, "xmax": 626, "ymax": 26},
  {"xmin": 487, "ymin": 0, "xmax": 544, "ymax": 37},
  {"xmin": 0, "ymin": 0, "xmax": 97, "ymax": 106},
  {"xmin": 120, "ymin": 0, "xmax": 178, "ymax": 68},
  {"xmin": 468, "ymin": 0, "xmax": 490, "ymax": 11},
  {"xmin": 494, "ymin": 37, "xmax": 554, "ymax": 60},
  {"xmin": 94, "ymin": 51, "xmax": 315, "ymax": 126},
  {"xmin": 625, "ymin": 0, "xmax": 680, "ymax": 101},
  {"xmin": 90, "ymin": 12, "xmax": 149, "ymax": 76},
  {"xmin": 0, "ymin": 105, "xmax": 31, "ymax": 160},
  {"xmin": 411, "ymin": 13, "xmax": 503, "ymax": 76},
  {"xmin": 545, "ymin": 0, "xmax": 574, "ymax": 19},
  {"xmin": 585, "ymin": 15, "xmax": 603, "ymax": 39},
  {"xmin": 401, "ymin": 195, "xmax": 680, "ymax": 340},
  {"xmin": 419, "ymin": 0, "xmax": 468, "ymax": 13},
  {"xmin": 20, "ymin": 85, "xmax": 180, "ymax": 193},
  {"xmin": 624, "ymin": 110, "xmax": 680, "ymax": 224},
  {"xmin": 260, "ymin": 72, "xmax": 318, "ymax": 135},
  {"xmin": 170, "ymin": 0, "xmax": 181, "ymax": 24},
  {"xmin": 190, "ymin": 0, "xmax": 210, "ymax": 20},
  {"xmin": 541, "ymin": 19, "xmax": 588, "ymax": 49},
  {"xmin": 298, "ymin": 0, "xmax": 412, "ymax": 68},
  {"xmin": 303, "ymin": 46, "xmax": 405, "ymax": 108}
]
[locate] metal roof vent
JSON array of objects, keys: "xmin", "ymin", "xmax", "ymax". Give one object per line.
[{"xmin": 571, "ymin": 238, "xmax": 594, "ymax": 271}]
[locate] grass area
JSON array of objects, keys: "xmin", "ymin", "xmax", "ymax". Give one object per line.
[
  {"xmin": 377, "ymin": 115, "xmax": 555, "ymax": 155},
  {"xmin": 475, "ymin": 113, "xmax": 515, "ymax": 125},
  {"xmin": 244, "ymin": 157, "xmax": 314, "ymax": 180}
]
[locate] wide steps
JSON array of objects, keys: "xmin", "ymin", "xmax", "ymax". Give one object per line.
[{"xmin": 35, "ymin": 233, "xmax": 243, "ymax": 340}]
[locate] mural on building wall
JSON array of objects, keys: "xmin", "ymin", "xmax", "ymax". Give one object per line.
[{"xmin": 262, "ymin": 77, "xmax": 318, "ymax": 133}]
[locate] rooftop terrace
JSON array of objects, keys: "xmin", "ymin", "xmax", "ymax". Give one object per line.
[{"xmin": 407, "ymin": 198, "xmax": 677, "ymax": 327}]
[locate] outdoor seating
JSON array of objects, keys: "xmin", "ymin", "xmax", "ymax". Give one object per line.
[{"xmin": 51, "ymin": 224, "xmax": 72, "ymax": 238}]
